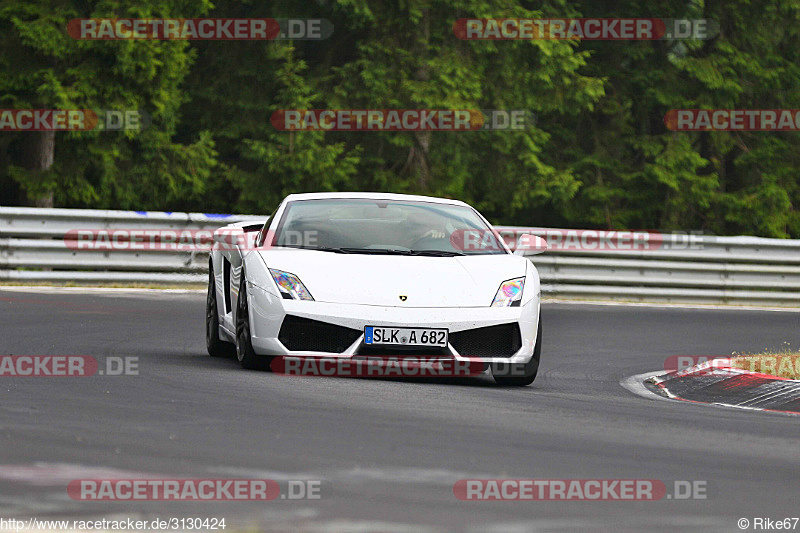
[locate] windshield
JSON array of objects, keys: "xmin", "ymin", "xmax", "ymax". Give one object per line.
[{"xmin": 271, "ymin": 198, "xmax": 506, "ymax": 255}]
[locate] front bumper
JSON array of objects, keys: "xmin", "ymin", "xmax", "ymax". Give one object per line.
[{"xmin": 247, "ymin": 285, "xmax": 540, "ymax": 364}]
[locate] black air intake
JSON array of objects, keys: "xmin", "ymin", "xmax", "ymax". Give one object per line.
[
  {"xmin": 449, "ymin": 323, "xmax": 522, "ymax": 357},
  {"xmin": 278, "ymin": 315, "xmax": 362, "ymax": 353}
]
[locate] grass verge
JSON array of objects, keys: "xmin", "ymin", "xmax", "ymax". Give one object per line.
[{"xmin": 731, "ymin": 345, "xmax": 800, "ymax": 379}]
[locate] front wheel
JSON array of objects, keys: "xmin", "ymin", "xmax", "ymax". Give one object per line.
[
  {"xmin": 492, "ymin": 316, "xmax": 541, "ymax": 386},
  {"xmin": 236, "ymin": 278, "xmax": 273, "ymax": 371}
]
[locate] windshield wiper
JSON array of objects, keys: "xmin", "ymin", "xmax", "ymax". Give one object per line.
[
  {"xmin": 278, "ymin": 246, "xmax": 350, "ymax": 253},
  {"xmin": 340, "ymin": 248, "xmax": 411, "ymax": 255},
  {"xmin": 408, "ymin": 249, "xmax": 465, "ymax": 257},
  {"xmin": 287, "ymin": 246, "xmax": 463, "ymax": 256},
  {"xmin": 307, "ymin": 247, "xmax": 412, "ymax": 255}
]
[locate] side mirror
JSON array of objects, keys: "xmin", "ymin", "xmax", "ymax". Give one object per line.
[{"xmin": 514, "ymin": 234, "xmax": 548, "ymax": 256}]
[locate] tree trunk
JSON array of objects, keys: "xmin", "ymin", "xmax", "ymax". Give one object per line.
[
  {"xmin": 412, "ymin": 131, "xmax": 431, "ymax": 190},
  {"xmin": 25, "ymin": 130, "xmax": 56, "ymax": 207},
  {"xmin": 410, "ymin": 8, "xmax": 431, "ymax": 191}
]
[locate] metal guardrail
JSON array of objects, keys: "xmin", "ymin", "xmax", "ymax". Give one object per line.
[
  {"xmin": 0, "ymin": 207, "xmax": 262, "ymax": 284},
  {"xmin": 1, "ymin": 206, "xmax": 799, "ymax": 305}
]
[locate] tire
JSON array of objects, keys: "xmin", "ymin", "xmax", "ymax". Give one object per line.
[
  {"xmin": 236, "ymin": 277, "xmax": 273, "ymax": 371},
  {"xmin": 492, "ymin": 316, "xmax": 541, "ymax": 386},
  {"xmin": 206, "ymin": 267, "xmax": 235, "ymax": 358}
]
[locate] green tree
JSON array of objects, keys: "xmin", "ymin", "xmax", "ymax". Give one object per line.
[
  {"xmin": 323, "ymin": 0, "xmax": 604, "ymax": 222},
  {"xmin": 0, "ymin": 0, "xmax": 217, "ymax": 209},
  {"xmin": 553, "ymin": 0, "xmax": 800, "ymax": 237}
]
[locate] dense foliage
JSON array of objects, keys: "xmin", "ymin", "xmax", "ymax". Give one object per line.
[{"xmin": 1, "ymin": 0, "xmax": 798, "ymax": 237}]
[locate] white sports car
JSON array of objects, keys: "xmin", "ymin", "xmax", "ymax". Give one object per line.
[{"xmin": 206, "ymin": 192, "xmax": 546, "ymax": 385}]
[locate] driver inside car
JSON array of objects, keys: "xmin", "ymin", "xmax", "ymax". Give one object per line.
[{"xmin": 405, "ymin": 210, "xmax": 451, "ymax": 249}]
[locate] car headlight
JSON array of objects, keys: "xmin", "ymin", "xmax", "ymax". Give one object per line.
[
  {"xmin": 269, "ymin": 268, "xmax": 314, "ymax": 301},
  {"xmin": 491, "ymin": 277, "xmax": 524, "ymax": 307}
]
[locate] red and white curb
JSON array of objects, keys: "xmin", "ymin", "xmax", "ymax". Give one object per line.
[{"xmin": 623, "ymin": 358, "xmax": 800, "ymax": 415}]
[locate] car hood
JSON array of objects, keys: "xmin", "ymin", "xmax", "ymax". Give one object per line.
[{"xmin": 257, "ymin": 250, "xmax": 528, "ymax": 307}]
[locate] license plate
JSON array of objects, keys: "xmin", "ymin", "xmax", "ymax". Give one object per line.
[{"xmin": 364, "ymin": 327, "xmax": 448, "ymax": 347}]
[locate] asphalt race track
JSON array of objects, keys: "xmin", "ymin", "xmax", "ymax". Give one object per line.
[{"xmin": 0, "ymin": 288, "xmax": 798, "ymax": 532}]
